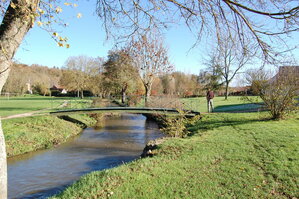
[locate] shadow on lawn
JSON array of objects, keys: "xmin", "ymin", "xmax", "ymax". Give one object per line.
[
  {"xmin": 0, "ymin": 107, "xmax": 36, "ymax": 111},
  {"xmin": 0, "ymin": 97, "xmax": 77, "ymax": 101},
  {"xmin": 0, "ymin": 97, "xmax": 52, "ymax": 101},
  {"xmin": 213, "ymin": 103, "xmax": 263, "ymax": 113}
]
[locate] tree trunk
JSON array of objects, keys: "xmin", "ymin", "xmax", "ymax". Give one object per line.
[
  {"xmin": 144, "ymin": 85, "xmax": 151, "ymax": 104},
  {"xmin": 0, "ymin": 120, "xmax": 7, "ymax": 199},
  {"xmin": 225, "ymin": 81, "xmax": 229, "ymax": 100},
  {"xmin": 121, "ymin": 84, "xmax": 128, "ymax": 105},
  {"xmin": 121, "ymin": 90, "xmax": 126, "ymax": 104},
  {"xmin": 80, "ymin": 90, "xmax": 84, "ymax": 99},
  {"xmin": 143, "ymin": 80, "xmax": 154, "ymax": 105},
  {"xmin": 0, "ymin": 1, "xmax": 40, "ymax": 198}
]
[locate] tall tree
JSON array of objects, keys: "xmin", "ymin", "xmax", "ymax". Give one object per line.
[
  {"xmin": 103, "ymin": 49, "xmax": 139, "ymax": 103},
  {"xmin": 87, "ymin": 57, "xmax": 105, "ymax": 97},
  {"xmin": 130, "ymin": 33, "xmax": 173, "ymax": 102},
  {"xmin": 0, "ymin": 1, "xmax": 40, "ymax": 197}
]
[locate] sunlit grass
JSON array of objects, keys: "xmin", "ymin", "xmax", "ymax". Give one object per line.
[
  {"xmin": 181, "ymin": 96, "xmax": 263, "ymax": 113},
  {"xmin": 0, "ymin": 95, "xmax": 93, "ymax": 117}
]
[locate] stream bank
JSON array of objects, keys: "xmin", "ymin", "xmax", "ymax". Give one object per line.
[
  {"xmin": 8, "ymin": 113, "xmax": 163, "ymax": 199},
  {"xmin": 2, "ymin": 114, "xmax": 97, "ymax": 157}
]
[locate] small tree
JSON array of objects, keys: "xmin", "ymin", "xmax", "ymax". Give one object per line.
[
  {"xmin": 199, "ymin": 67, "xmax": 222, "ymax": 93},
  {"xmin": 247, "ymin": 67, "xmax": 299, "ymax": 119}
]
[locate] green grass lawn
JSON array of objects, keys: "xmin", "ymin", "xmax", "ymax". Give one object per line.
[
  {"xmin": 133, "ymin": 95, "xmax": 262, "ymax": 113},
  {"xmin": 53, "ymin": 112, "xmax": 299, "ymax": 199},
  {"xmin": 181, "ymin": 96, "xmax": 263, "ymax": 113},
  {"xmin": 0, "ymin": 95, "xmax": 93, "ymax": 117}
]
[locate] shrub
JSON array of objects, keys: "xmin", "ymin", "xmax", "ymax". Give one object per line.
[
  {"xmin": 161, "ymin": 110, "xmax": 201, "ymax": 138},
  {"xmin": 247, "ymin": 67, "xmax": 299, "ymax": 119}
]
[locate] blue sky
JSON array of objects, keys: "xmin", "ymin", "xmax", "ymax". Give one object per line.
[
  {"xmin": 14, "ymin": 1, "xmax": 204, "ymax": 74},
  {"xmin": 14, "ymin": 1, "xmax": 298, "ymax": 75}
]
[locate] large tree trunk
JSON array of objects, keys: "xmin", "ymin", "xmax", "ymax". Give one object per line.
[
  {"xmin": 121, "ymin": 84, "xmax": 128, "ymax": 104},
  {"xmin": 144, "ymin": 85, "xmax": 151, "ymax": 104},
  {"xmin": 0, "ymin": 1, "xmax": 40, "ymax": 198},
  {"xmin": 0, "ymin": 120, "xmax": 7, "ymax": 199}
]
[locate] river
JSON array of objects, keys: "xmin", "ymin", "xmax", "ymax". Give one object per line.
[{"xmin": 8, "ymin": 114, "xmax": 163, "ymax": 199}]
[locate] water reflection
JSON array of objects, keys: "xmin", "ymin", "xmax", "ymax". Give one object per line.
[{"xmin": 8, "ymin": 114, "xmax": 163, "ymax": 199}]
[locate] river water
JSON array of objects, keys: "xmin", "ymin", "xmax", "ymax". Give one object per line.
[{"xmin": 8, "ymin": 114, "xmax": 163, "ymax": 199}]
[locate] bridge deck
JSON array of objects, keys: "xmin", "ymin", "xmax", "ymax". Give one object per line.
[{"xmin": 50, "ymin": 107, "xmax": 200, "ymax": 116}]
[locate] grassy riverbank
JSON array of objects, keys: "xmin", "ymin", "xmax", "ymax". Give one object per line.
[
  {"xmin": 2, "ymin": 114, "xmax": 96, "ymax": 157},
  {"xmin": 53, "ymin": 112, "xmax": 299, "ymax": 199}
]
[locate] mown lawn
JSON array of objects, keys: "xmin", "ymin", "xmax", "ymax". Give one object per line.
[
  {"xmin": 53, "ymin": 112, "xmax": 299, "ymax": 199},
  {"xmin": 181, "ymin": 96, "xmax": 262, "ymax": 113},
  {"xmin": 0, "ymin": 95, "xmax": 93, "ymax": 117}
]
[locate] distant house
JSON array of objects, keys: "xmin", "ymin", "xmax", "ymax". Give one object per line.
[{"xmin": 50, "ymin": 85, "xmax": 67, "ymax": 94}]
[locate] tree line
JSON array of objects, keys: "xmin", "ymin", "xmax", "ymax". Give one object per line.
[
  {"xmin": 2, "ymin": 57, "xmax": 214, "ymax": 99},
  {"xmin": 4, "ymin": 33, "xmax": 247, "ymax": 100}
]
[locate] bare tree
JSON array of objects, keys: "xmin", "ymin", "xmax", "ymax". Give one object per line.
[
  {"xmin": 96, "ymin": 0, "xmax": 299, "ymax": 63},
  {"xmin": 129, "ymin": 33, "xmax": 173, "ymax": 102},
  {"xmin": 209, "ymin": 35, "xmax": 253, "ymax": 99}
]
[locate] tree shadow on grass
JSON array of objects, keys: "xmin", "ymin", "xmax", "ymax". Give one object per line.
[
  {"xmin": 58, "ymin": 115, "xmax": 87, "ymax": 128},
  {"xmin": 213, "ymin": 103, "xmax": 263, "ymax": 113},
  {"xmin": 0, "ymin": 97, "xmax": 77, "ymax": 102},
  {"xmin": 0, "ymin": 107, "xmax": 37, "ymax": 111}
]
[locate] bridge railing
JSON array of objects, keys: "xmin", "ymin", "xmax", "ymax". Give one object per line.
[{"xmin": 71, "ymin": 95, "xmax": 197, "ymax": 112}]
